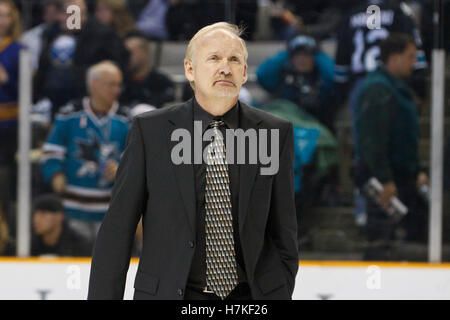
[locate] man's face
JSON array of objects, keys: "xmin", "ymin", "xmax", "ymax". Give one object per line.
[
  {"xmin": 185, "ymin": 29, "xmax": 247, "ymax": 100},
  {"xmin": 125, "ymin": 37, "xmax": 150, "ymax": 73},
  {"xmin": 291, "ymin": 51, "xmax": 315, "ymax": 73},
  {"xmin": 391, "ymin": 43, "xmax": 417, "ymax": 78},
  {"xmin": 33, "ymin": 211, "xmax": 63, "ymax": 235},
  {"xmin": 90, "ymin": 70, "xmax": 123, "ymax": 106},
  {"xmin": 43, "ymin": 4, "xmax": 63, "ymax": 25},
  {"xmin": 0, "ymin": 3, "xmax": 12, "ymax": 37},
  {"xmin": 95, "ymin": 2, "xmax": 113, "ymax": 26}
]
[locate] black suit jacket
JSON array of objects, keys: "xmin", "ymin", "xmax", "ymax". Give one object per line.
[{"xmin": 88, "ymin": 99, "xmax": 299, "ymax": 300}]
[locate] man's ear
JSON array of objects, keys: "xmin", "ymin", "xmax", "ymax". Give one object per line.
[
  {"xmin": 242, "ymin": 64, "xmax": 248, "ymax": 85},
  {"xmin": 184, "ymin": 59, "xmax": 194, "ymax": 82}
]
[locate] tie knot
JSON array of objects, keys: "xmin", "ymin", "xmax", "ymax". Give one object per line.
[{"xmin": 210, "ymin": 119, "xmax": 225, "ymax": 129}]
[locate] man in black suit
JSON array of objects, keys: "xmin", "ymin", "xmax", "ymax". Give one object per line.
[{"xmin": 88, "ymin": 22, "xmax": 299, "ymax": 300}]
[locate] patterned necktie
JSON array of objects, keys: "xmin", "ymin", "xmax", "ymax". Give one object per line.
[{"xmin": 205, "ymin": 119, "xmax": 238, "ymax": 299}]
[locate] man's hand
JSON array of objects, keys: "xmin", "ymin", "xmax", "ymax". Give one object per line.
[
  {"xmin": 51, "ymin": 172, "xmax": 67, "ymax": 193},
  {"xmin": 104, "ymin": 160, "xmax": 119, "ymax": 182},
  {"xmin": 271, "ymin": 8, "xmax": 303, "ymax": 29},
  {"xmin": 378, "ymin": 181, "xmax": 397, "ymax": 210},
  {"xmin": 417, "ymin": 172, "xmax": 429, "ymax": 189}
]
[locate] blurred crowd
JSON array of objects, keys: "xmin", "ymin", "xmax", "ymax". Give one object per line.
[{"xmin": 0, "ymin": 0, "xmax": 449, "ymax": 261}]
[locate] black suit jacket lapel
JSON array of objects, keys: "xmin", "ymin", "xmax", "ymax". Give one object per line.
[
  {"xmin": 166, "ymin": 100, "xmax": 196, "ymax": 236},
  {"xmin": 238, "ymin": 102, "xmax": 263, "ymax": 233}
]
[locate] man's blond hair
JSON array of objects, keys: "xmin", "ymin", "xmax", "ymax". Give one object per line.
[
  {"xmin": 185, "ymin": 22, "xmax": 248, "ymax": 62},
  {"xmin": 86, "ymin": 60, "xmax": 122, "ymax": 89}
]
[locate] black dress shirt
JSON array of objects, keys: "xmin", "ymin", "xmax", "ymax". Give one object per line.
[{"xmin": 187, "ymin": 98, "xmax": 247, "ymax": 290}]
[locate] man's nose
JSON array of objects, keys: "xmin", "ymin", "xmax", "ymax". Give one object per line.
[{"xmin": 218, "ymin": 59, "xmax": 232, "ymax": 75}]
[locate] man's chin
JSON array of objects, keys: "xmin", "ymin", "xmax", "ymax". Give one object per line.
[{"xmin": 212, "ymin": 87, "xmax": 239, "ymax": 99}]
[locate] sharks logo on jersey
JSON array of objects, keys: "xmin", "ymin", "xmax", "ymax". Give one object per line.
[{"xmin": 74, "ymin": 129, "xmax": 121, "ymax": 182}]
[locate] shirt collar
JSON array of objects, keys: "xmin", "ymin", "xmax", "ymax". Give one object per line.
[
  {"xmin": 377, "ymin": 65, "xmax": 412, "ymax": 95},
  {"xmin": 193, "ymin": 98, "xmax": 239, "ymax": 132}
]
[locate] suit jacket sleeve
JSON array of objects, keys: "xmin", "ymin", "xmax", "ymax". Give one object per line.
[
  {"xmin": 268, "ymin": 122, "xmax": 299, "ymax": 296},
  {"xmin": 88, "ymin": 117, "xmax": 148, "ymax": 299}
]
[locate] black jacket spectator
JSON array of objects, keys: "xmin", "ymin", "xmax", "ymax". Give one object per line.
[
  {"xmin": 31, "ymin": 221, "xmax": 92, "ymax": 257},
  {"xmin": 34, "ymin": 17, "xmax": 129, "ymax": 115},
  {"xmin": 30, "ymin": 193, "xmax": 93, "ymax": 257},
  {"xmin": 121, "ymin": 70, "xmax": 174, "ymax": 108},
  {"xmin": 121, "ymin": 32, "xmax": 175, "ymax": 108}
]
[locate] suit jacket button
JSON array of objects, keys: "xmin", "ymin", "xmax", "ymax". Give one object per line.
[
  {"xmin": 188, "ymin": 241, "xmax": 194, "ymax": 248},
  {"xmin": 177, "ymin": 288, "xmax": 184, "ymax": 296}
]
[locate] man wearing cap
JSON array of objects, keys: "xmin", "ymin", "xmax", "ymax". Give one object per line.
[
  {"xmin": 257, "ymin": 34, "xmax": 335, "ymax": 130},
  {"xmin": 31, "ymin": 193, "xmax": 92, "ymax": 257}
]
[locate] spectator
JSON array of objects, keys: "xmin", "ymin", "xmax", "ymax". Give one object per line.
[
  {"xmin": 0, "ymin": 0, "xmax": 23, "ymax": 230},
  {"xmin": 127, "ymin": 0, "xmax": 152, "ymax": 20},
  {"xmin": 95, "ymin": 0, "xmax": 135, "ymax": 39},
  {"xmin": 121, "ymin": 31, "xmax": 175, "ymax": 108},
  {"xmin": 257, "ymin": 35, "xmax": 342, "ymax": 210},
  {"xmin": 40, "ymin": 61, "xmax": 130, "ymax": 243},
  {"xmin": 268, "ymin": 0, "xmax": 353, "ymax": 41},
  {"xmin": 256, "ymin": 34, "xmax": 336, "ymax": 131},
  {"xmin": 335, "ymin": 0, "xmax": 427, "ymax": 101},
  {"xmin": 197, "ymin": 0, "xmax": 258, "ymax": 40},
  {"xmin": 13, "ymin": 0, "xmax": 46, "ymax": 29},
  {"xmin": 355, "ymin": 33, "xmax": 429, "ymax": 260},
  {"xmin": 0, "ymin": 201, "xmax": 14, "ymax": 256},
  {"xmin": 21, "ymin": 0, "xmax": 64, "ymax": 72},
  {"xmin": 166, "ymin": 0, "xmax": 258, "ymax": 41},
  {"xmin": 135, "ymin": 0, "xmax": 169, "ymax": 40},
  {"xmin": 31, "ymin": 193, "xmax": 92, "ymax": 257},
  {"xmin": 334, "ymin": 0, "xmax": 428, "ymax": 226},
  {"xmin": 165, "ymin": 0, "xmax": 200, "ymax": 41},
  {"xmin": 34, "ymin": 0, "xmax": 129, "ymax": 117}
]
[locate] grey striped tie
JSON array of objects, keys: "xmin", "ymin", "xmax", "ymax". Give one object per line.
[{"xmin": 205, "ymin": 119, "xmax": 238, "ymax": 299}]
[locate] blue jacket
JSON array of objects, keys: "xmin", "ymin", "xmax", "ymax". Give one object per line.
[
  {"xmin": 0, "ymin": 39, "xmax": 23, "ymax": 128},
  {"xmin": 257, "ymin": 50, "xmax": 335, "ymax": 108}
]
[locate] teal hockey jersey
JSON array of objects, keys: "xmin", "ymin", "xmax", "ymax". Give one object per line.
[{"xmin": 41, "ymin": 97, "xmax": 131, "ymax": 221}]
